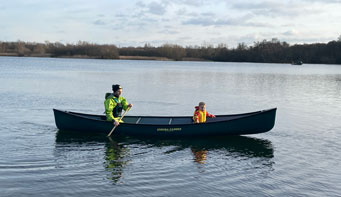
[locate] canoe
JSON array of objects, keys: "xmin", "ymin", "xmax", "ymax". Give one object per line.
[{"xmin": 53, "ymin": 108, "xmax": 276, "ymax": 137}]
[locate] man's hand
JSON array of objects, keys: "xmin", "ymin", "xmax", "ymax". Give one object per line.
[
  {"xmin": 195, "ymin": 119, "xmax": 199, "ymax": 124},
  {"xmin": 128, "ymin": 103, "xmax": 133, "ymax": 108},
  {"xmin": 113, "ymin": 120, "xmax": 120, "ymax": 127}
]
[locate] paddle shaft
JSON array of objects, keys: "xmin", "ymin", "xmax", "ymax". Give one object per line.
[{"xmin": 107, "ymin": 107, "xmax": 130, "ymax": 137}]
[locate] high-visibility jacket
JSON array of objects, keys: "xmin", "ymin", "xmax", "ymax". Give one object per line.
[
  {"xmin": 104, "ymin": 93, "xmax": 129, "ymax": 122},
  {"xmin": 193, "ymin": 106, "xmax": 215, "ymax": 123}
]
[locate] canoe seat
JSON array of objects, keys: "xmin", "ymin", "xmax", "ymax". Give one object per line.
[
  {"xmin": 171, "ymin": 117, "xmax": 193, "ymax": 124},
  {"xmin": 121, "ymin": 116, "xmax": 139, "ymax": 124},
  {"xmin": 136, "ymin": 117, "xmax": 141, "ymax": 124},
  {"xmin": 138, "ymin": 117, "xmax": 169, "ymax": 125},
  {"xmin": 123, "ymin": 116, "xmax": 196, "ymax": 125}
]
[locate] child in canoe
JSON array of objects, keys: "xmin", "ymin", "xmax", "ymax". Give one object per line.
[{"xmin": 193, "ymin": 102, "xmax": 216, "ymax": 123}]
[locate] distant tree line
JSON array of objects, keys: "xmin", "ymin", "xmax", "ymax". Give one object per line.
[
  {"xmin": 120, "ymin": 38, "xmax": 341, "ymax": 64},
  {"xmin": 0, "ymin": 41, "xmax": 119, "ymax": 59},
  {"xmin": 1, "ymin": 37, "xmax": 341, "ymax": 64}
]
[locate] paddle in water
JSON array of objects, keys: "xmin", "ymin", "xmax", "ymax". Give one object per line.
[{"xmin": 107, "ymin": 107, "xmax": 131, "ymax": 137}]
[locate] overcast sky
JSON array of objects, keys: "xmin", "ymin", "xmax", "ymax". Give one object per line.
[{"xmin": 1, "ymin": 0, "xmax": 341, "ymax": 47}]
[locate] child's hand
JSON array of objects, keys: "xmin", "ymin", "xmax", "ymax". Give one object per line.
[
  {"xmin": 195, "ymin": 120, "xmax": 199, "ymax": 123},
  {"xmin": 212, "ymin": 115, "xmax": 216, "ymax": 118}
]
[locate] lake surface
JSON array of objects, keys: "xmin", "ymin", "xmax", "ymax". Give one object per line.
[{"xmin": 0, "ymin": 56, "xmax": 340, "ymax": 196}]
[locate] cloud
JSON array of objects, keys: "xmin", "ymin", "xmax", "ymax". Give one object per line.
[
  {"xmin": 162, "ymin": 0, "xmax": 221, "ymax": 7},
  {"xmin": 301, "ymin": 0, "xmax": 341, "ymax": 3},
  {"xmin": 1, "ymin": 0, "xmax": 340, "ymax": 47},
  {"xmin": 136, "ymin": 1, "xmax": 167, "ymax": 15},
  {"xmin": 148, "ymin": 1, "xmax": 167, "ymax": 15},
  {"xmin": 183, "ymin": 17, "xmax": 215, "ymax": 26},
  {"xmin": 232, "ymin": 1, "xmax": 319, "ymax": 17},
  {"xmin": 115, "ymin": 13, "xmax": 128, "ymax": 18},
  {"xmin": 282, "ymin": 29, "xmax": 299, "ymax": 36},
  {"xmin": 158, "ymin": 29, "xmax": 179, "ymax": 35},
  {"xmin": 183, "ymin": 14, "xmax": 269, "ymax": 27},
  {"xmin": 175, "ymin": 8, "xmax": 188, "ymax": 16},
  {"xmin": 136, "ymin": 1, "xmax": 146, "ymax": 7},
  {"xmin": 170, "ymin": 0, "xmax": 210, "ymax": 7},
  {"xmin": 93, "ymin": 19, "xmax": 106, "ymax": 26}
]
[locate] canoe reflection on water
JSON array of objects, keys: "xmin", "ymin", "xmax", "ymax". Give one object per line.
[{"xmin": 55, "ymin": 131, "xmax": 274, "ymax": 183}]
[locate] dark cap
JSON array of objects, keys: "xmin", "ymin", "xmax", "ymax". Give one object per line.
[
  {"xmin": 112, "ymin": 84, "xmax": 122, "ymax": 92},
  {"xmin": 199, "ymin": 102, "xmax": 206, "ymax": 106}
]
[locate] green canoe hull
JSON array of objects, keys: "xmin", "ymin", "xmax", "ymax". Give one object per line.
[{"xmin": 53, "ymin": 108, "xmax": 276, "ymax": 137}]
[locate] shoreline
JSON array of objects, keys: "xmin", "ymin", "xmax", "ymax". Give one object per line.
[
  {"xmin": 2, "ymin": 53, "xmax": 341, "ymax": 65},
  {"xmin": 0, "ymin": 53, "xmax": 209, "ymax": 62}
]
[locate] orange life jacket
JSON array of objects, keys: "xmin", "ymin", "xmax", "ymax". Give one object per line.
[{"xmin": 193, "ymin": 106, "xmax": 214, "ymax": 123}]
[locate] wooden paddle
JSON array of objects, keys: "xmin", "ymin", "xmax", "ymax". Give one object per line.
[{"xmin": 107, "ymin": 107, "xmax": 131, "ymax": 137}]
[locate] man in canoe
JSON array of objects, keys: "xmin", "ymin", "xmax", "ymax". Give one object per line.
[
  {"xmin": 104, "ymin": 84, "xmax": 133, "ymax": 126},
  {"xmin": 193, "ymin": 102, "xmax": 215, "ymax": 123}
]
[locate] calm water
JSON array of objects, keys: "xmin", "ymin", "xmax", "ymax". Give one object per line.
[{"xmin": 0, "ymin": 57, "xmax": 340, "ymax": 196}]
